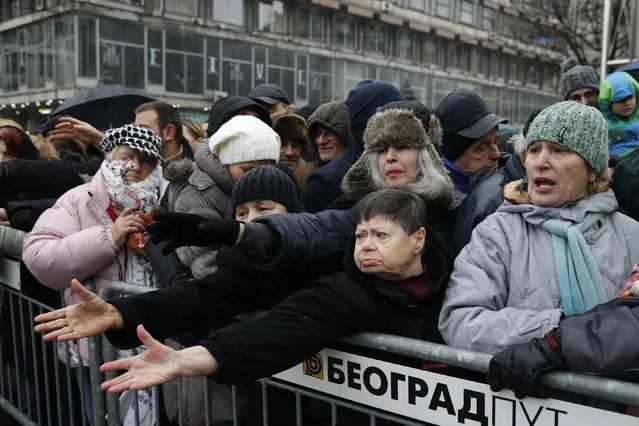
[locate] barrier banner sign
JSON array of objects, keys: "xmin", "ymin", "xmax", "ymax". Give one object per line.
[{"xmin": 274, "ymin": 349, "xmax": 639, "ymax": 426}]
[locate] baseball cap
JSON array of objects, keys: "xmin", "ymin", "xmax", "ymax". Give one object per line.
[
  {"xmin": 248, "ymin": 83, "xmax": 291, "ymax": 105},
  {"xmin": 435, "ymin": 92, "xmax": 507, "ymax": 139}
]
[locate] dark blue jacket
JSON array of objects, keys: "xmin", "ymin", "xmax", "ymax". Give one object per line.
[
  {"xmin": 453, "ymin": 154, "xmax": 526, "ymax": 254},
  {"xmin": 299, "ymin": 80, "xmax": 403, "ymax": 213}
]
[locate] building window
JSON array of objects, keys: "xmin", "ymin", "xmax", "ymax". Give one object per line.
[
  {"xmin": 300, "ymin": 7, "xmax": 327, "ymax": 43},
  {"xmin": 366, "ymin": 24, "xmax": 389, "ymax": 55},
  {"xmin": 459, "ymin": 44, "xmax": 471, "ymax": 72},
  {"xmin": 482, "ymin": 7, "xmax": 496, "ymax": 32},
  {"xmin": 166, "ymin": 0, "xmax": 198, "ymax": 15},
  {"xmin": 99, "ymin": 18, "xmax": 145, "ymax": 88},
  {"xmin": 148, "ymin": 29, "xmax": 163, "ymax": 86},
  {"xmin": 10, "ymin": 0, "xmax": 21, "ymax": 17},
  {"xmin": 165, "ymin": 30, "xmax": 205, "ymax": 94},
  {"xmin": 213, "ymin": 0, "xmax": 245, "ymax": 26},
  {"xmin": 35, "ymin": 0, "xmax": 44, "ymax": 10},
  {"xmin": 500, "ymin": 13, "xmax": 516, "ymax": 38},
  {"xmin": 336, "ymin": 14, "xmax": 361, "ymax": 50},
  {"xmin": 397, "ymin": 30, "xmax": 416, "ymax": 61},
  {"xmin": 436, "ymin": 0, "xmax": 451, "ymax": 19},
  {"xmin": 259, "ymin": 0, "xmax": 285, "ymax": 33},
  {"xmin": 402, "ymin": 0, "xmax": 426, "ymax": 10},
  {"xmin": 78, "ymin": 17, "xmax": 97, "ymax": 78},
  {"xmin": 460, "ymin": 1, "xmax": 474, "ymax": 25}
]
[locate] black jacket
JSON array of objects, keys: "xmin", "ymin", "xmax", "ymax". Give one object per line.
[
  {"xmin": 612, "ymin": 150, "xmax": 639, "ymax": 221},
  {"xmin": 6, "ymin": 198, "xmax": 56, "ymax": 232},
  {"xmin": 560, "ymin": 298, "xmax": 639, "ymax": 380},
  {"xmin": 452, "ymin": 154, "xmax": 526, "ymax": 255},
  {"xmin": 0, "ymin": 159, "xmax": 85, "ymax": 208},
  {"xmin": 106, "ymin": 232, "xmax": 452, "ymax": 385}
]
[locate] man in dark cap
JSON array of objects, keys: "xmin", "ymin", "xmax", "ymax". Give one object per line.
[
  {"xmin": 560, "ymin": 57, "xmax": 600, "ymax": 107},
  {"xmin": 435, "ymin": 92, "xmax": 507, "ymax": 199},
  {"xmin": 247, "ymin": 83, "xmax": 293, "ymax": 119}
]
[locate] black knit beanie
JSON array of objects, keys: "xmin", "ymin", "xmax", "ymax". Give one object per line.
[
  {"xmin": 441, "ymin": 132, "xmax": 475, "ymax": 162},
  {"xmin": 232, "ymin": 165, "xmax": 300, "ymax": 213}
]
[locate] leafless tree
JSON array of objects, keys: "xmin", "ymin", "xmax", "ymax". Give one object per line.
[{"xmin": 510, "ymin": 0, "xmax": 631, "ymax": 71}]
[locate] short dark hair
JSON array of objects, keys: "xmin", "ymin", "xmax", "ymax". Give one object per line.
[
  {"xmin": 354, "ymin": 189, "xmax": 427, "ymax": 235},
  {"xmin": 135, "ymin": 101, "xmax": 183, "ymax": 141}
]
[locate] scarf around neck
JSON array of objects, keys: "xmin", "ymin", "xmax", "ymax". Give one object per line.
[
  {"xmin": 101, "ymin": 159, "xmax": 162, "ymax": 288},
  {"xmin": 541, "ymin": 212, "xmax": 607, "ymax": 316}
]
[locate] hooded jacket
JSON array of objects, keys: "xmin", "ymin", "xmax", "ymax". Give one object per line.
[
  {"xmin": 299, "ymin": 81, "xmax": 403, "ymax": 213},
  {"xmin": 452, "ymin": 153, "xmax": 527, "ymax": 254},
  {"xmin": 206, "ymin": 96, "xmax": 271, "ymax": 138},
  {"xmin": 163, "ymin": 142, "xmax": 234, "ymax": 278},
  {"xmin": 439, "ymin": 181, "xmax": 639, "ymax": 355},
  {"xmin": 307, "ymin": 101, "xmax": 350, "ymax": 167},
  {"xmin": 106, "ymin": 227, "xmax": 452, "ymax": 384},
  {"xmin": 598, "ymin": 72, "xmax": 639, "ymax": 156}
]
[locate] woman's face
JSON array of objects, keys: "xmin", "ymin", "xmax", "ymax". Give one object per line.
[
  {"xmin": 235, "ymin": 199, "xmax": 289, "ymax": 222},
  {"xmin": 611, "ymin": 94, "xmax": 636, "ymax": 117},
  {"xmin": 354, "ymin": 215, "xmax": 425, "ymax": 281},
  {"xmin": 0, "ymin": 139, "xmax": 16, "ymax": 163},
  {"xmin": 377, "ymin": 147, "xmax": 420, "ymax": 188},
  {"xmin": 227, "ymin": 160, "xmax": 275, "ymax": 183},
  {"xmin": 524, "ymin": 141, "xmax": 595, "ymax": 208},
  {"xmin": 113, "ymin": 146, "xmax": 155, "ymax": 183}
]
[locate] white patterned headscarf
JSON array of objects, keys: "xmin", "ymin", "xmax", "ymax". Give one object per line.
[{"xmin": 101, "ymin": 124, "xmax": 163, "ymax": 162}]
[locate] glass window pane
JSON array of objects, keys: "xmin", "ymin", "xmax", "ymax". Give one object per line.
[
  {"xmin": 223, "ymin": 60, "xmax": 251, "ymax": 96},
  {"xmin": 207, "ymin": 37, "xmax": 220, "ymax": 90},
  {"xmin": 124, "ymin": 46, "xmax": 144, "ymax": 88},
  {"xmin": 100, "ymin": 42, "xmax": 123, "ymax": 85},
  {"xmin": 213, "ymin": 0, "xmax": 245, "ymax": 26},
  {"xmin": 259, "ymin": 0, "xmax": 285, "ymax": 33},
  {"xmin": 336, "ymin": 15, "xmax": 358, "ymax": 50},
  {"xmin": 166, "ymin": 52, "xmax": 185, "ymax": 92},
  {"xmin": 437, "ymin": 0, "xmax": 451, "ymax": 18},
  {"xmin": 99, "ymin": 17, "xmax": 143, "ymax": 44},
  {"xmin": 222, "ymin": 40, "xmax": 252, "ymax": 61},
  {"xmin": 397, "ymin": 30, "xmax": 415, "ymax": 61},
  {"xmin": 460, "ymin": 1, "xmax": 474, "ymax": 25},
  {"xmin": 79, "ymin": 17, "xmax": 97, "ymax": 78},
  {"xmin": 366, "ymin": 24, "xmax": 388, "ymax": 55},
  {"xmin": 297, "ymin": 54, "xmax": 308, "ymax": 101},
  {"xmin": 269, "ymin": 48, "xmax": 294, "ymax": 68},
  {"xmin": 300, "ymin": 7, "xmax": 326, "ymax": 42},
  {"xmin": 165, "ymin": 0, "xmax": 198, "ymax": 15},
  {"xmin": 482, "ymin": 7, "xmax": 495, "ymax": 32},
  {"xmin": 148, "ymin": 29, "xmax": 163, "ymax": 85},
  {"xmin": 166, "ymin": 31, "xmax": 203, "ymax": 54},
  {"xmin": 187, "ymin": 55, "xmax": 204, "ymax": 94}
]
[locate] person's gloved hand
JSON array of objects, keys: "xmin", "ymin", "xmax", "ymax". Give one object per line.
[
  {"xmin": 147, "ymin": 212, "xmax": 241, "ymax": 255},
  {"xmin": 487, "ymin": 329, "xmax": 566, "ymax": 399}
]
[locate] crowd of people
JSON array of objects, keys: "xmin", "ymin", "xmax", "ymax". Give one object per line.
[{"xmin": 1, "ymin": 55, "xmax": 639, "ymax": 424}]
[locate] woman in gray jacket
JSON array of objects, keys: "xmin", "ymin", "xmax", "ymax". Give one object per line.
[{"xmin": 439, "ymin": 101, "xmax": 639, "ymax": 355}]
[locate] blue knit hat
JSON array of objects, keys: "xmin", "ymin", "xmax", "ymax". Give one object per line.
[{"xmin": 526, "ymin": 101, "xmax": 609, "ymax": 175}]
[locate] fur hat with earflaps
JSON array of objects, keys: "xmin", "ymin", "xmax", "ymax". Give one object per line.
[{"xmin": 341, "ymin": 108, "xmax": 454, "ymax": 208}]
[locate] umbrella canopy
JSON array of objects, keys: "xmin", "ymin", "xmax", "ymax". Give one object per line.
[
  {"xmin": 51, "ymin": 85, "xmax": 156, "ymax": 130},
  {"xmin": 620, "ymin": 59, "xmax": 639, "ymax": 82}
]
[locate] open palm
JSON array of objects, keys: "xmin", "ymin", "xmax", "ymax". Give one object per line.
[
  {"xmin": 100, "ymin": 325, "xmax": 180, "ymax": 394},
  {"xmin": 34, "ymin": 279, "xmax": 118, "ymax": 342}
]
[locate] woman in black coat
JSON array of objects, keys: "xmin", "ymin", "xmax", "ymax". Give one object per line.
[{"xmin": 35, "ymin": 189, "xmax": 452, "ymax": 389}]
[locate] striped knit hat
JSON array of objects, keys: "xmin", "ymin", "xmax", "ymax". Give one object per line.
[{"xmin": 526, "ymin": 101, "xmax": 609, "ymax": 175}]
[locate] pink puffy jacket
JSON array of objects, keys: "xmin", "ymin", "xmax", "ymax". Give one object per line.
[{"xmin": 23, "ymin": 170, "xmax": 125, "ymax": 363}]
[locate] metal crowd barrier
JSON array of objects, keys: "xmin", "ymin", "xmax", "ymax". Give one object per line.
[{"xmin": 4, "ymin": 270, "xmax": 639, "ymax": 425}]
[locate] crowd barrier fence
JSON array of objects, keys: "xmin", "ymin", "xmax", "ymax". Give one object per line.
[{"xmin": 1, "ymin": 243, "xmax": 639, "ymax": 425}]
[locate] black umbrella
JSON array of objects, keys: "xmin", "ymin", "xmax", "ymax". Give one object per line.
[
  {"xmin": 51, "ymin": 84, "xmax": 156, "ymax": 130},
  {"xmin": 620, "ymin": 60, "xmax": 639, "ymax": 82}
]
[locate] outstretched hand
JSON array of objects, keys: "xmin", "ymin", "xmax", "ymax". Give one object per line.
[
  {"xmin": 50, "ymin": 117, "xmax": 104, "ymax": 147},
  {"xmin": 147, "ymin": 212, "xmax": 242, "ymax": 255},
  {"xmin": 100, "ymin": 325, "xmax": 181, "ymax": 394},
  {"xmin": 34, "ymin": 279, "xmax": 123, "ymax": 342}
]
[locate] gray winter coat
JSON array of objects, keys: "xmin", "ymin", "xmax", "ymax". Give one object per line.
[
  {"xmin": 439, "ymin": 181, "xmax": 639, "ymax": 355},
  {"xmin": 164, "ymin": 142, "xmax": 233, "ymax": 278}
]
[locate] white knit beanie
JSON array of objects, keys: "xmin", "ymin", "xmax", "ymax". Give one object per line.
[{"xmin": 208, "ymin": 115, "xmax": 281, "ymax": 165}]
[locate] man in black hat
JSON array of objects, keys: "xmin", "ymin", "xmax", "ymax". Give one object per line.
[
  {"xmin": 247, "ymin": 83, "xmax": 293, "ymax": 119},
  {"xmin": 435, "ymin": 92, "xmax": 507, "ymax": 199}
]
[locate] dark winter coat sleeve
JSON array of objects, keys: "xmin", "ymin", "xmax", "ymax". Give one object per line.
[
  {"xmin": 560, "ymin": 300, "xmax": 639, "ymax": 377},
  {"xmin": 239, "ymin": 209, "xmax": 355, "ymax": 272},
  {"xmin": 453, "ymin": 172, "xmax": 505, "ymax": 255},
  {"xmin": 6, "ymin": 198, "xmax": 57, "ymax": 232},
  {"xmin": 203, "ymin": 274, "xmax": 434, "ymax": 385},
  {"xmin": 104, "ymin": 264, "xmax": 293, "ymax": 349},
  {"xmin": 0, "ymin": 160, "xmax": 84, "ymax": 198}
]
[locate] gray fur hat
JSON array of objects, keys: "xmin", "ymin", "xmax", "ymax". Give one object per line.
[
  {"xmin": 560, "ymin": 57, "xmax": 600, "ymax": 99},
  {"xmin": 341, "ymin": 109, "xmax": 454, "ymax": 207}
]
